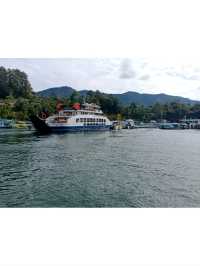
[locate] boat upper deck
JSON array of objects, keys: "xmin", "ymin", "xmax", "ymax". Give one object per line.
[{"xmin": 59, "ymin": 103, "xmax": 103, "ymax": 117}]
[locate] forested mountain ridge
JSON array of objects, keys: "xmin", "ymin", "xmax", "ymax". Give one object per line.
[{"xmin": 37, "ymin": 86, "xmax": 199, "ymax": 106}]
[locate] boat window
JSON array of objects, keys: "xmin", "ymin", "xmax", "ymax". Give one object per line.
[
  {"xmin": 76, "ymin": 118, "xmax": 79, "ymax": 123},
  {"xmin": 64, "ymin": 112, "xmax": 72, "ymax": 116}
]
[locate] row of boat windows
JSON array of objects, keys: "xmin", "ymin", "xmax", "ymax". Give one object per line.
[
  {"xmin": 63, "ymin": 111, "xmax": 101, "ymax": 116},
  {"xmin": 76, "ymin": 118, "xmax": 106, "ymax": 123},
  {"xmin": 53, "ymin": 117, "xmax": 106, "ymax": 123},
  {"xmin": 79, "ymin": 112, "xmax": 101, "ymax": 115}
]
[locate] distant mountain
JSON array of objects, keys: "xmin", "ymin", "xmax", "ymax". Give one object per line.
[
  {"xmin": 37, "ymin": 86, "xmax": 200, "ymax": 106},
  {"xmin": 114, "ymin": 91, "xmax": 199, "ymax": 105},
  {"xmin": 37, "ymin": 86, "xmax": 75, "ymax": 97}
]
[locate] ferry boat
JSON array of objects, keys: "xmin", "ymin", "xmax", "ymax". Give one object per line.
[{"xmin": 30, "ymin": 103, "xmax": 112, "ymax": 133}]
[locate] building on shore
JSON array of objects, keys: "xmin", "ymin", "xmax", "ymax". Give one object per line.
[{"xmin": 179, "ymin": 118, "xmax": 200, "ymax": 129}]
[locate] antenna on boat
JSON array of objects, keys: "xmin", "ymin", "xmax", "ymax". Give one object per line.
[{"xmin": 83, "ymin": 94, "xmax": 86, "ymax": 105}]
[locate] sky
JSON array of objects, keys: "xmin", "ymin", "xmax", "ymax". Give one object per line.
[
  {"xmin": 1, "ymin": 58, "xmax": 200, "ymax": 100},
  {"xmin": 2, "ymin": 0, "xmax": 200, "ymax": 100}
]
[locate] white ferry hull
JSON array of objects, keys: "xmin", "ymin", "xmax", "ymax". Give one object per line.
[{"xmin": 50, "ymin": 124, "xmax": 111, "ymax": 132}]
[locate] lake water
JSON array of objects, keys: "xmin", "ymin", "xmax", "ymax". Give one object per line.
[{"xmin": 0, "ymin": 128, "xmax": 200, "ymax": 207}]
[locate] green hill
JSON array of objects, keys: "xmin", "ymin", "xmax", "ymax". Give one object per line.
[{"xmin": 37, "ymin": 86, "xmax": 199, "ymax": 106}]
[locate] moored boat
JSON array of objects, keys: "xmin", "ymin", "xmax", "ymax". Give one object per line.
[
  {"xmin": 110, "ymin": 121, "xmax": 123, "ymax": 130},
  {"xmin": 30, "ymin": 103, "xmax": 111, "ymax": 133},
  {"xmin": 122, "ymin": 119, "xmax": 135, "ymax": 129},
  {"xmin": 159, "ymin": 122, "xmax": 180, "ymax": 129},
  {"xmin": 14, "ymin": 121, "xmax": 32, "ymax": 129},
  {"xmin": 0, "ymin": 119, "xmax": 14, "ymax": 128}
]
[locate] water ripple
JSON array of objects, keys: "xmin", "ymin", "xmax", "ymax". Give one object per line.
[{"xmin": 1, "ymin": 128, "xmax": 200, "ymax": 207}]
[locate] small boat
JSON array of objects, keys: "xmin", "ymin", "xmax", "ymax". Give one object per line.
[
  {"xmin": 110, "ymin": 121, "xmax": 123, "ymax": 130},
  {"xmin": 159, "ymin": 123, "xmax": 180, "ymax": 129},
  {"xmin": 122, "ymin": 119, "xmax": 135, "ymax": 129},
  {"xmin": 133, "ymin": 121, "xmax": 159, "ymax": 128},
  {"xmin": 30, "ymin": 103, "xmax": 111, "ymax": 133},
  {"xmin": 0, "ymin": 119, "xmax": 14, "ymax": 128},
  {"xmin": 14, "ymin": 121, "xmax": 30, "ymax": 129}
]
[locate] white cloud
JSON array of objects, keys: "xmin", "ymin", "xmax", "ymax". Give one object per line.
[
  {"xmin": 1, "ymin": 57, "xmax": 200, "ymax": 100},
  {"xmin": 119, "ymin": 59, "xmax": 136, "ymax": 79},
  {"xmin": 139, "ymin": 74, "xmax": 150, "ymax": 80}
]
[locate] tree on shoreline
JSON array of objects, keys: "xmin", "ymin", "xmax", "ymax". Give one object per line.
[
  {"xmin": 0, "ymin": 67, "xmax": 33, "ymax": 99},
  {"xmin": 0, "ymin": 67, "xmax": 9, "ymax": 98}
]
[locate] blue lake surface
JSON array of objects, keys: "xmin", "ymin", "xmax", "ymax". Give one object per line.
[{"xmin": 0, "ymin": 128, "xmax": 200, "ymax": 207}]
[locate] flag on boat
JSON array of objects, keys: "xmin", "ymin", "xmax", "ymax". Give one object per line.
[{"xmin": 72, "ymin": 103, "xmax": 81, "ymax": 110}]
